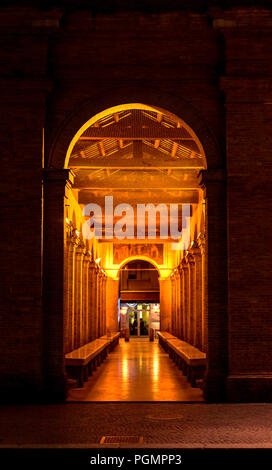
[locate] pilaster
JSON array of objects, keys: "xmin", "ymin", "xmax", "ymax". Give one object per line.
[
  {"xmin": 198, "ymin": 168, "xmax": 227, "ymax": 402},
  {"xmin": 42, "ymin": 168, "xmax": 74, "ymax": 400}
]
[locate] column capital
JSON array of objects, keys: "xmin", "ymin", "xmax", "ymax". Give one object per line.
[
  {"xmin": 75, "ymin": 243, "xmax": 85, "ymax": 254},
  {"xmin": 186, "ymin": 252, "xmax": 195, "ymax": 265},
  {"xmin": 181, "ymin": 256, "xmax": 189, "ymax": 270},
  {"xmin": 177, "ymin": 263, "xmax": 183, "ymax": 275},
  {"xmin": 66, "ymin": 227, "xmax": 83, "ymax": 247},
  {"xmin": 83, "ymin": 251, "xmax": 90, "ymax": 262},
  {"xmin": 197, "ymin": 232, "xmax": 206, "ymax": 255},
  {"xmin": 174, "ymin": 269, "xmax": 180, "ymax": 280},
  {"xmin": 88, "ymin": 259, "xmax": 97, "ymax": 268},
  {"xmin": 98, "ymin": 270, "xmax": 104, "ymax": 279},
  {"xmin": 191, "ymin": 239, "xmax": 202, "ymax": 258}
]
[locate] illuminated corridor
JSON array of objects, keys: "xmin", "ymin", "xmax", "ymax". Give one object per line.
[
  {"xmin": 67, "ymin": 338, "xmax": 204, "ymax": 402},
  {"xmin": 43, "ymin": 102, "xmax": 211, "ymax": 402}
]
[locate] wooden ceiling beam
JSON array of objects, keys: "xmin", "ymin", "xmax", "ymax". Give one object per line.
[
  {"xmin": 78, "ymin": 127, "xmax": 196, "ymax": 140},
  {"xmin": 74, "ymin": 173, "xmax": 200, "ymax": 190},
  {"xmin": 70, "ymin": 157, "xmax": 203, "ymax": 169},
  {"xmin": 157, "ymin": 113, "xmax": 163, "ymax": 123},
  {"xmin": 171, "ymin": 142, "xmax": 178, "ymax": 158},
  {"xmin": 98, "ymin": 141, "xmax": 106, "ymax": 157},
  {"xmin": 72, "ymin": 139, "xmax": 200, "ymax": 162},
  {"xmin": 78, "ymin": 190, "xmax": 199, "ymax": 205}
]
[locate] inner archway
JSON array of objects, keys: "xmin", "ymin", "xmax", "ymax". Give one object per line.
[{"xmin": 118, "ymin": 259, "xmax": 160, "ymax": 338}]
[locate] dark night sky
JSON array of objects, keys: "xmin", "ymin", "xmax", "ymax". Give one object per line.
[{"xmin": 0, "ymin": 0, "xmax": 271, "ymax": 13}]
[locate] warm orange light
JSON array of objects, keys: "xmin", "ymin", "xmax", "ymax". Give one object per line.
[{"xmin": 121, "ymin": 357, "xmax": 128, "ymax": 379}]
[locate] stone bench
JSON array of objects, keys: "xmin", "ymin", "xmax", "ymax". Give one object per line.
[
  {"xmin": 157, "ymin": 331, "xmax": 176, "ymax": 352},
  {"xmin": 100, "ymin": 332, "xmax": 120, "ymax": 351},
  {"xmin": 167, "ymin": 338, "xmax": 207, "ymax": 387},
  {"xmin": 65, "ymin": 338, "xmax": 110, "ymax": 387},
  {"xmin": 158, "ymin": 331, "xmax": 207, "ymax": 387}
]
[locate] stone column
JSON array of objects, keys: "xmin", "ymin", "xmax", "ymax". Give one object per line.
[
  {"xmin": 42, "ymin": 168, "xmax": 74, "ymax": 400},
  {"xmin": 192, "ymin": 240, "xmax": 204, "ymax": 350},
  {"xmin": 74, "ymin": 244, "xmax": 84, "ymax": 348},
  {"xmin": 174, "ymin": 272, "xmax": 178, "ymax": 336},
  {"xmin": 178, "ymin": 265, "xmax": 184, "ymax": 340},
  {"xmin": 100, "ymin": 271, "xmax": 104, "ymax": 336},
  {"xmin": 81, "ymin": 251, "xmax": 86, "ymax": 346},
  {"xmin": 198, "ymin": 234, "xmax": 207, "ymax": 352},
  {"xmin": 198, "ymin": 169, "xmax": 227, "ymax": 402},
  {"xmin": 159, "ymin": 278, "xmax": 172, "ymax": 331},
  {"xmin": 97, "ymin": 271, "xmax": 103, "ymax": 337},
  {"xmin": 95, "ymin": 267, "xmax": 100, "ymax": 338},
  {"xmin": 106, "ymin": 278, "xmax": 119, "ymax": 333},
  {"xmin": 88, "ymin": 260, "xmax": 97, "ymax": 341},
  {"xmin": 178, "ymin": 263, "xmax": 184, "ymax": 339},
  {"xmin": 188, "ymin": 253, "xmax": 196, "ymax": 346},
  {"xmin": 102, "ymin": 274, "xmax": 107, "ymax": 335},
  {"xmin": 82, "ymin": 252, "xmax": 90, "ymax": 345},
  {"xmin": 64, "ymin": 237, "xmax": 76, "ymax": 353},
  {"xmin": 170, "ymin": 275, "xmax": 176, "ymax": 334},
  {"xmin": 175, "ymin": 270, "xmax": 181, "ymax": 338},
  {"xmin": 63, "ymin": 234, "xmax": 69, "ymax": 355},
  {"xmin": 181, "ymin": 258, "xmax": 189, "ymax": 342}
]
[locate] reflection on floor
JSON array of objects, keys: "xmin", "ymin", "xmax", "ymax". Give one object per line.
[{"xmin": 67, "ymin": 338, "xmax": 204, "ymax": 402}]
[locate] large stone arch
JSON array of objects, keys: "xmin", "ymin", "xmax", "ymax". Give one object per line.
[
  {"xmin": 44, "ymin": 85, "xmax": 227, "ymax": 402},
  {"xmin": 48, "ymin": 85, "xmax": 223, "ymax": 170}
]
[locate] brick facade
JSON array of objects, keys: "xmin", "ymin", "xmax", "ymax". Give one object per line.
[{"xmin": 0, "ymin": 3, "xmax": 272, "ymax": 402}]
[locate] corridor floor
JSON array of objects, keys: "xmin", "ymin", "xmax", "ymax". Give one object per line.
[{"xmin": 67, "ymin": 338, "xmax": 204, "ymax": 402}]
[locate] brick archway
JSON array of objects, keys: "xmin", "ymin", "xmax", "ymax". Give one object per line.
[
  {"xmin": 48, "ymin": 86, "xmax": 223, "ymax": 170},
  {"xmin": 44, "ymin": 88, "xmax": 227, "ymax": 402}
]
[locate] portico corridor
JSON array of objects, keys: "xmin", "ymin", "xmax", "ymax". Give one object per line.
[{"xmin": 67, "ymin": 338, "xmax": 203, "ymax": 402}]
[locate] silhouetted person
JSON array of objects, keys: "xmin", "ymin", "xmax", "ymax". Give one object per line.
[
  {"xmin": 140, "ymin": 318, "xmax": 145, "ymax": 336},
  {"xmin": 132, "ymin": 318, "xmax": 137, "ymax": 335}
]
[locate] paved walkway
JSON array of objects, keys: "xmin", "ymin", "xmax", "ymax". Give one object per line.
[
  {"xmin": 2, "ymin": 340, "xmax": 271, "ymax": 448},
  {"xmin": 67, "ymin": 338, "xmax": 203, "ymax": 402},
  {"xmin": 1, "ymin": 403, "xmax": 272, "ymax": 447}
]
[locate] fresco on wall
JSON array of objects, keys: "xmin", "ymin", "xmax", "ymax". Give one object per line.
[{"xmin": 113, "ymin": 243, "xmax": 163, "ymax": 265}]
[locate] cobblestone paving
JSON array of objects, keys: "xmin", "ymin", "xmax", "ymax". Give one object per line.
[{"xmin": 0, "ymin": 403, "xmax": 272, "ymax": 447}]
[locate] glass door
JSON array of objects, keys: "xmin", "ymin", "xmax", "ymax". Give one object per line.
[
  {"xmin": 129, "ymin": 309, "xmax": 138, "ymax": 336},
  {"xmin": 126, "ymin": 303, "xmax": 150, "ymax": 336},
  {"xmin": 138, "ymin": 304, "xmax": 149, "ymax": 336}
]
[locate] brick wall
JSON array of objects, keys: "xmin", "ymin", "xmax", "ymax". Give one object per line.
[{"xmin": 0, "ymin": 5, "xmax": 271, "ymax": 401}]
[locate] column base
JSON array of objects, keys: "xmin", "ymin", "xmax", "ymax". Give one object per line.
[{"xmin": 226, "ymin": 374, "xmax": 272, "ymax": 402}]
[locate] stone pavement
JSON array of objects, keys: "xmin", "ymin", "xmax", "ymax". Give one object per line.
[{"xmin": 0, "ymin": 403, "xmax": 272, "ymax": 448}]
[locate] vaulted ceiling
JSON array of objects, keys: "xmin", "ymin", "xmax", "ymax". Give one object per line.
[
  {"xmin": 68, "ymin": 105, "xmax": 205, "ymax": 241},
  {"xmin": 69, "ymin": 108, "xmax": 205, "ymax": 170}
]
